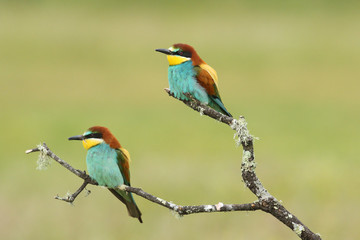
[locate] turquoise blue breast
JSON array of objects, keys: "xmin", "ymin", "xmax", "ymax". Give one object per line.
[
  {"xmin": 86, "ymin": 143, "xmax": 124, "ymax": 188},
  {"xmin": 168, "ymin": 61, "xmax": 209, "ymax": 103}
]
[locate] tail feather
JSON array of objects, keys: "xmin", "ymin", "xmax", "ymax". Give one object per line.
[
  {"xmin": 108, "ymin": 188, "xmax": 143, "ymax": 223},
  {"xmin": 209, "ymin": 96, "xmax": 232, "ymax": 117}
]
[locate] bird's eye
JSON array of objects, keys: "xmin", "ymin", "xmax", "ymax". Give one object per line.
[
  {"xmin": 178, "ymin": 51, "xmax": 183, "ymax": 56},
  {"xmin": 181, "ymin": 51, "xmax": 191, "ymax": 58}
]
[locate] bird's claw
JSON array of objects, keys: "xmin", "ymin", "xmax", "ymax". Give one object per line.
[{"xmin": 118, "ymin": 184, "xmax": 127, "ymax": 191}]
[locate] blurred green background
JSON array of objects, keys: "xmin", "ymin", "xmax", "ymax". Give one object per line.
[{"xmin": 1, "ymin": 0, "xmax": 359, "ymax": 239}]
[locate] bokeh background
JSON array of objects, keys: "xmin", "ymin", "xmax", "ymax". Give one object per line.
[{"xmin": 1, "ymin": 0, "xmax": 359, "ymax": 239}]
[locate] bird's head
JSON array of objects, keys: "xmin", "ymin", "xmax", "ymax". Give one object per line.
[
  {"xmin": 68, "ymin": 126, "xmax": 121, "ymax": 150},
  {"xmin": 155, "ymin": 43, "xmax": 204, "ymax": 66}
]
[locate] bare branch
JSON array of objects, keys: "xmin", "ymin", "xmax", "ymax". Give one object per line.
[
  {"xmin": 164, "ymin": 88, "xmax": 234, "ymax": 125},
  {"xmin": 26, "ymin": 143, "xmax": 261, "ymax": 215},
  {"xmin": 124, "ymin": 185, "xmax": 261, "ymax": 215},
  {"xmin": 54, "ymin": 179, "xmax": 91, "ymax": 203}
]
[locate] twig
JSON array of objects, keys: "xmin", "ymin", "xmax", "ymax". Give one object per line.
[{"xmin": 54, "ymin": 179, "xmax": 91, "ymax": 203}]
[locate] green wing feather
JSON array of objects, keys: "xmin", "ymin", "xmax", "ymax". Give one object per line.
[
  {"xmin": 194, "ymin": 65, "xmax": 232, "ymax": 117},
  {"xmin": 107, "ymin": 148, "xmax": 142, "ymax": 223},
  {"xmin": 116, "ymin": 148, "xmax": 131, "ymax": 185},
  {"xmin": 209, "ymin": 95, "xmax": 232, "ymax": 117}
]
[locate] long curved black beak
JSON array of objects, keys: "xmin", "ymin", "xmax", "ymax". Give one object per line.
[
  {"xmin": 155, "ymin": 48, "xmax": 172, "ymax": 55},
  {"xmin": 68, "ymin": 135, "xmax": 84, "ymax": 141}
]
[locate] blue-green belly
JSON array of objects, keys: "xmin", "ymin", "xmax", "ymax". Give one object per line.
[
  {"xmin": 86, "ymin": 143, "xmax": 124, "ymax": 188},
  {"xmin": 168, "ymin": 61, "xmax": 209, "ymax": 103}
]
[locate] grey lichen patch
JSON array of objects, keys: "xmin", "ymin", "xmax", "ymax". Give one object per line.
[
  {"xmin": 242, "ymin": 150, "xmax": 256, "ymax": 172},
  {"xmin": 156, "ymin": 197, "xmax": 167, "ymax": 206},
  {"xmin": 230, "ymin": 117, "xmax": 254, "ymax": 147},
  {"xmin": 55, "ymin": 191, "xmax": 74, "ymax": 205},
  {"xmin": 241, "ymin": 149, "xmax": 273, "ymax": 200},
  {"xmin": 254, "ymin": 179, "xmax": 273, "ymax": 200},
  {"xmin": 215, "ymin": 202, "xmax": 224, "ymax": 211},
  {"xmin": 198, "ymin": 106, "xmax": 205, "ymax": 116},
  {"xmin": 65, "ymin": 191, "xmax": 73, "ymax": 201},
  {"xmin": 168, "ymin": 202, "xmax": 178, "ymax": 211},
  {"xmin": 204, "ymin": 205, "xmax": 215, "ymax": 212},
  {"xmin": 36, "ymin": 143, "xmax": 52, "ymax": 170},
  {"xmin": 292, "ymin": 222, "xmax": 305, "ymax": 237},
  {"xmin": 170, "ymin": 209, "xmax": 183, "ymax": 219}
]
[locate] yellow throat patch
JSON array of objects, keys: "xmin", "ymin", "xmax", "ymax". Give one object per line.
[
  {"xmin": 167, "ymin": 55, "xmax": 190, "ymax": 66},
  {"xmin": 82, "ymin": 138, "xmax": 104, "ymax": 150}
]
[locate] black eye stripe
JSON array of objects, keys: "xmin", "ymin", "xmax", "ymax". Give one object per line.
[
  {"xmin": 183, "ymin": 51, "xmax": 191, "ymax": 58},
  {"xmin": 174, "ymin": 50, "xmax": 191, "ymax": 58},
  {"xmin": 85, "ymin": 133, "xmax": 102, "ymax": 139}
]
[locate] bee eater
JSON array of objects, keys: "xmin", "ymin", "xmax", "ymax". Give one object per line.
[
  {"xmin": 156, "ymin": 43, "xmax": 232, "ymax": 117},
  {"xmin": 68, "ymin": 126, "xmax": 142, "ymax": 223}
]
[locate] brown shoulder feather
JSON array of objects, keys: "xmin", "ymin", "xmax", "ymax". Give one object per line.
[{"xmin": 195, "ymin": 65, "xmax": 221, "ymax": 98}]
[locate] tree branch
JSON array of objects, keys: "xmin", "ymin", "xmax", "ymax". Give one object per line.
[
  {"xmin": 164, "ymin": 88, "xmax": 321, "ymax": 240},
  {"xmin": 26, "ymin": 143, "xmax": 261, "ymax": 215},
  {"xmin": 54, "ymin": 179, "xmax": 91, "ymax": 203},
  {"xmin": 125, "ymin": 185, "xmax": 261, "ymax": 215},
  {"xmin": 25, "ymin": 89, "xmax": 322, "ymax": 240}
]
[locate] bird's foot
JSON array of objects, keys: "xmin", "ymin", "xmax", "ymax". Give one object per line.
[{"xmin": 118, "ymin": 184, "xmax": 127, "ymax": 191}]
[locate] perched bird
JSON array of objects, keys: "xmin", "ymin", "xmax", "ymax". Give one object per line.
[
  {"xmin": 68, "ymin": 126, "xmax": 142, "ymax": 223},
  {"xmin": 156, "ymin": 43, "xmax": 232, "ymax": 117}
]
